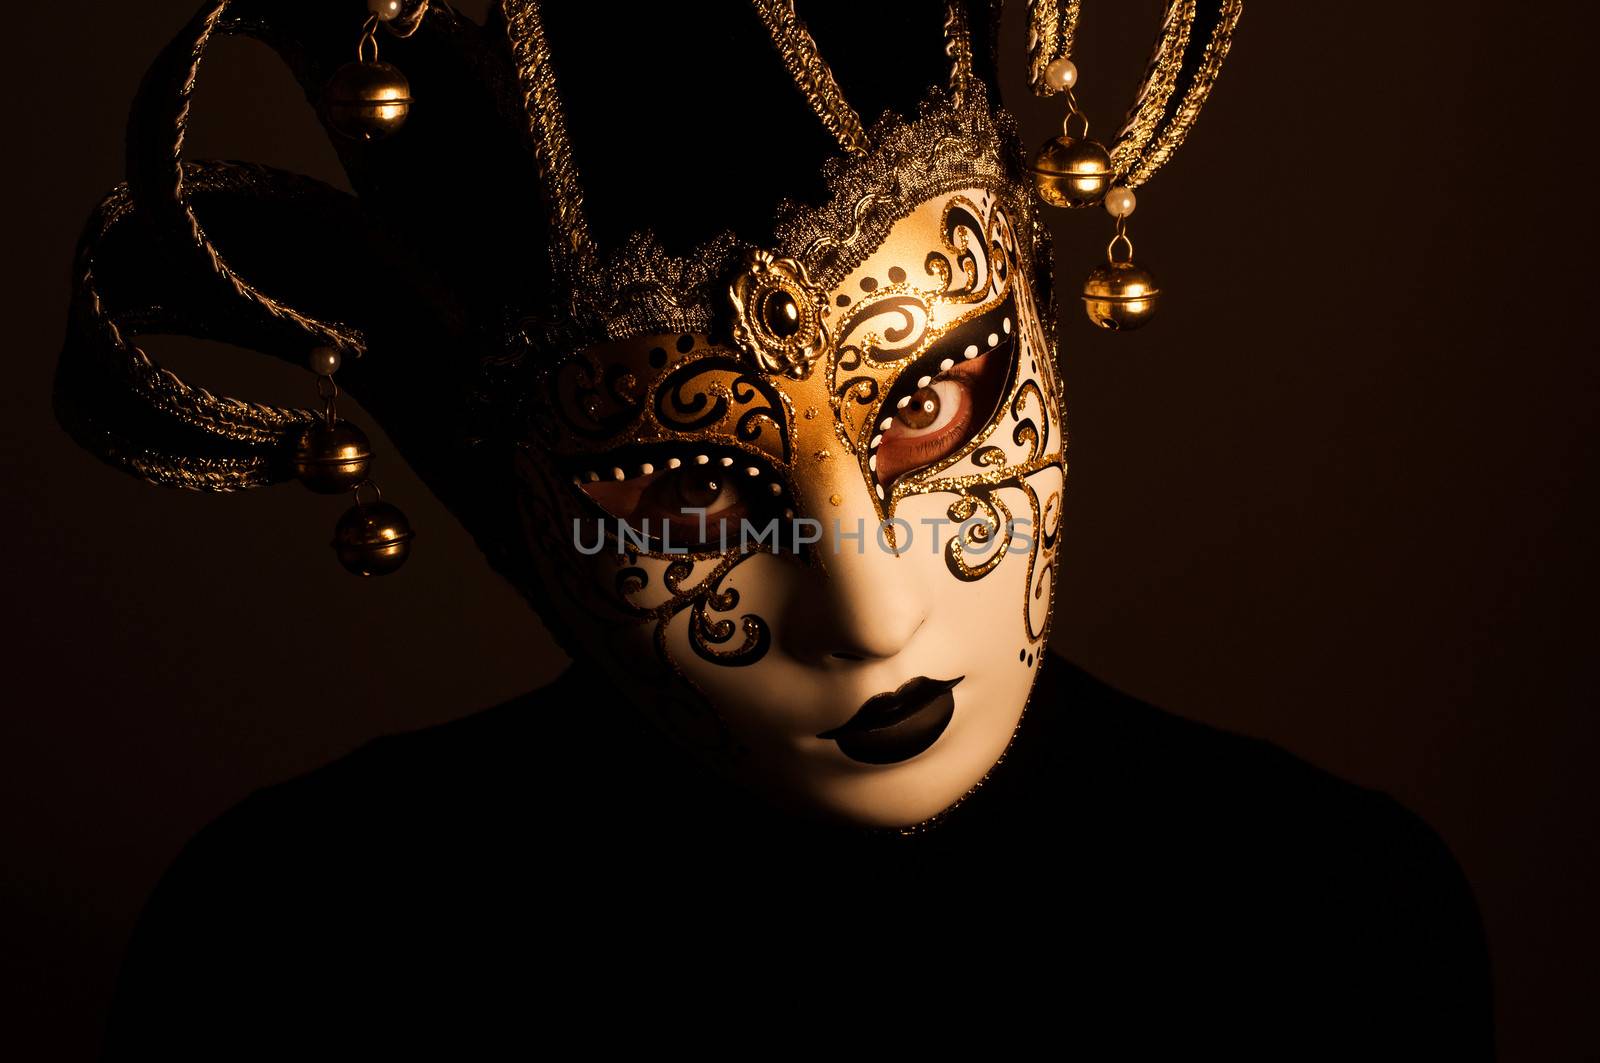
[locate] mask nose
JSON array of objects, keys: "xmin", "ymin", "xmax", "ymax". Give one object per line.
[{"xmin": 781, "ymin": 511, "xmax": 930, "ymax": 664}]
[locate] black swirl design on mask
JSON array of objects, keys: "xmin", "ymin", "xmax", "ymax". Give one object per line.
[
  {"xmin": 653, "ymin": 357, "xmax": 791, "ymax": 461},
  {"xmin": 923, "ymin": 202, "xmax": 998, "ymax": 303},
  {"xmin": 689, "ymin": 579, "xmax": 771, "ymax": 667},
  {"xmin": 1010, "ymin": 379, "xmax": 1047, "ymax": 464},
  {"xmin": 550, "ymin": 352, "xmax": 647, "ymax": 440}
]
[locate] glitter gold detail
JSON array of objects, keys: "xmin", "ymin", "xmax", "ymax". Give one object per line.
[{"xmin": 749, "ymin": 0, "xmax": 870, "ymax": 156}]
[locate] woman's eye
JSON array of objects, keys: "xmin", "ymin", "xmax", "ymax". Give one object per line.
[
  {"xmin": 874, "ymin": 345, "xmax": 1008, "ymax": 484},
  {"xmin": 644, "ymin": 468, "xmax": 740, "ymax": 516},
  {"xmin": 576, "ymin": 458, "xmax": 771, "ymax": 551},
  {"xmin": 892, "ymin": 380, "xmax": 963, "ymax": 437}
]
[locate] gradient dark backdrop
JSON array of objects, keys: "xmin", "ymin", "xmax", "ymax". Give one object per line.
[{"xmin": 3, "ymin": 1, "xmax": 1595, "ymax": 1058}]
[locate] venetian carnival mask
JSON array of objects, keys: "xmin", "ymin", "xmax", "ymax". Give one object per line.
[
  {"xmin": 56, "ymin": 0, "xmax": 1240, "ymax": 829},
  {"xmin": 513, "ymin": 183, "xmax": 1065, "ymax": 828},
  {"xmin": 492, "ymin": 0, "xmax": 1077, "ymax": 826}
]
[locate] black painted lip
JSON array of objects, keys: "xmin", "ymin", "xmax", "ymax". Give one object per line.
[{"xmin": 818, "ymin": 675, "xmax": 964, "ymax": 765}]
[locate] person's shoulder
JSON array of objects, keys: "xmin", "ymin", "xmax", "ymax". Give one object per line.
[
  {"xmin": 1020, "ymin": 654, "xmax": 1488, "ymax": 930},
  {"xmin": 1019, "ymin": 655, "xmax": 1492, "ymax": 1047},
  {"xmin": 1032, "ymin": 654, "xmax": 1440, "ymax": 845},
  {"xmin": 150, "ymin": 668, "xmax": 599, "ymax": 904}
]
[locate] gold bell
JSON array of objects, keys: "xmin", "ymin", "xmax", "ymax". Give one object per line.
[
  {"xmin": 1082, "ymin": 260, "xmax": 1160, "ymax": 331},
  {"xmin": 1030, "ymin": 136, "xmax": 1113, "ymax": 209},
  {"xmin": 323, "ymin": 61, "xmax": 411, "ymax": 141},
  {"xmin": 333, "ymin": 499, "xmax": 414, "ymax": 576},
  {"xmin": 292, "ymin": 420, "xmax": 373, "ymax": 494}
]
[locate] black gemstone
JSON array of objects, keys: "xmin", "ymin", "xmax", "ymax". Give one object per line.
[
  {"xmin": 888, "ymin": 266, "xmax": 907, "ymax": 284},
  {"xmin": 675, "ymin": 334, "xmax": 695, "ymax": 353},
  {"xmin": 648, "ymin": 346, "xmax": 667, "ymax": 367},
  {"xmin": 763, "ymin": 290, "xmax": 802, "ymax": 339}
]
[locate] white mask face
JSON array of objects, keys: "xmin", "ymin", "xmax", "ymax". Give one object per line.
[{"xmin": 515, "ymin": 187, "xmax": 1065, "ymax": 828}]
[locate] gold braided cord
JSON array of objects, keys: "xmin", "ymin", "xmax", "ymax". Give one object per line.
[
  {"xmin": 88, "ymin": 171, "xmax": 322, "ymax": 444},
  {"xmin": 126, "ymin": 0, "xmax": 365, "ymax": 357},
  {"xmin": 1025, "ymin": 0, "xmax": 1081, "ymax": 96},
  {"xmin": 501, "ymin": 0, "xmax": 597, "ymax": 269},
  {"xmin": 504, "ymin": 0, "xmax": 978, "ymax": 273},
  {"xmin": 1026, "ymin": 0, "xmax": 1242, "ymax": 187},
  {"xmin": 749, "ymin": 1, "xmax": 871, "ymax": 157},
  {"xmin": 943, "ymin": 0, "xmax": 975, "ymax": 109},
  {"xmin": 59, "ymin": 168, "xmax": 327, "ymax": 490},
  {"xmin": 1107, "ymin": 0, "xmax": 1194, "ymax": 182},
  {"xmin": 1120, "ymin": 0, "xmax": 1243, "ymax": 186}
]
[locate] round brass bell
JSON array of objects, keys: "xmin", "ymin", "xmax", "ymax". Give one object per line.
[
  {"xmin": 1082, "ymin": 260, "xmax": 1161, "ymax": 331},
  {"xmin": 1030, "ymin": 136, "xmax": 1113, "ymax": 208},
  {"xmin": 333, "ymin": 501, "xmax": 414, "ymax": 577},
  {"xmin": 324, "ymin": 61, "xmax": 412, "ymax": 141},
  {"xmin": 292, "ymin": 420, "xmax": 373, "ymax": 494}
]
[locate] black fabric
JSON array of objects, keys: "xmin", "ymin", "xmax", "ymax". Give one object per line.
[
  {"xmin": 104, "ymin": 654, "xmax": 1493, "ymax": 1056},
  {"xmin": 540, "ymin": 2, "xmax": 965, "ymax": 257}
]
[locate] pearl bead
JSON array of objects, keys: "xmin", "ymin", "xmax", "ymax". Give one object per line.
[
  {"xmin": 308, "ymin": 346, "xmax": 342, "ymax": 376},
  {"xmin": 1104, "ymin": 186, "xmax": 1138, "ymax": 218},
  {"xmin": 1044, "ymin": 58, "xmax": 1078, "ymax": 91},
  {"xmin": 368, "ymin": 0, "xmax": 403, "ymax": 20}
]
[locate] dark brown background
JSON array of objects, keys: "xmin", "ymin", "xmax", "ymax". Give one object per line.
[{"xmin": 3, "ymin": 1, "xmax": 1595, "ymax": 1058}]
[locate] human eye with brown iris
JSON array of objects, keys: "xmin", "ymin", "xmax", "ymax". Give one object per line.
[
  {"xmin": 871, "ymin": 299, "xmax": 1014, "ymax": 487},
  {"xmin": 875, "ymin": 346, "xmax": 1007, "ymax": 484},
  {"xmin": 573, "ymin": 446, "xmax": 791, "ymax": 552}
]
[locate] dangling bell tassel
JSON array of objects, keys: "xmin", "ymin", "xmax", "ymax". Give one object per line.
[
  {"xmin": 333, "ymin": 482, "xmax": 414, "ymax": 577},
  {"xmin": 292, "ymin": 351, "xmax": 373, "ymax": 492},
  {"xmin": 1029, "ymin": 61, "xmax": 1112, "ymax": 209},
  {"xmin": 323, "ymin": 4, "xmax": 412, "ymax": 142},
  {"xmin": 1082, "ymin": 187, "xmax": 1160, "ymax": 332},
  {"xmin": 292, "ymin": 419, "xmax": 373, "ymax": 493}
]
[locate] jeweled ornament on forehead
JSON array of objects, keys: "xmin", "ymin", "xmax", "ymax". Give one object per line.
[{"xmin": 728, "ymin": 249, "xmax": 831, "ymax": 380}]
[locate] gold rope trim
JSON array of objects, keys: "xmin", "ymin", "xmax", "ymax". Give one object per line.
[
  {"xmin": 502, "ymin": 0, "xmax": 597, "ymax": 270},
  {"xmin": 749, "ymin": 0, "xmax": 872, "ymax": 158}
]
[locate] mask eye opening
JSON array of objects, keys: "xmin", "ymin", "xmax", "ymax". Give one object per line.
[
  {"xmin": 867, "ymin": 295, "xmax": 1019, "ymax": 490},
  {"xmin": 561, "ymin": 443, "xmax": 799, "ymax": 556}
]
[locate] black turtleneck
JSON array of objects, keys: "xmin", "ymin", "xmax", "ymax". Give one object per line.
[{"xmin": 104, "ymin": 654, "xmax": 1492, "ymax": 1056}]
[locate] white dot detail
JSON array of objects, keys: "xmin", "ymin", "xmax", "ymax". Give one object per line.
[
  {"xmin": 640, "ymin": 463, "xmax": 654, "ymax": 476},
  {"xmin": 1002, "ymin": 317, "xmax": 1012, "ymax": 335},
  {"xmin": 987, "ymin": 333, "xmax": 999, "ymax": 347},
  {"xmin": 916, "ymin": 376, "xmax": 932, "ymax": 389},
  {"xmin": 611, "ymin": 467, "xmax": 625, "ymax": 481},
  {"xmin": 667, "ymin": 458, "xmax": 682, "ymax": 470},
  {"xmin": 964, "ymin": 345, "xmax": 979, "ymax": 359},
  {"xmin": 939, "ymin": 358, "xmax": 954, "ymax": 371},
  {"xmin": 870, "ymin": 433, "xmax": 882, "ymax": 448},
  {"xmin": 719, "ymin": 456, "xmax": 734, "ymax": 467},
  {"xmin": 745, "ymin": 466, "xmax": 759, "ymax": 477},
  {"xmin": 695, "ymin": 454, "xmax": 710, "ymax": 465},
  {"xmin": 896, "ymin": 396, "xmax": 911, "ymax": 409}
]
